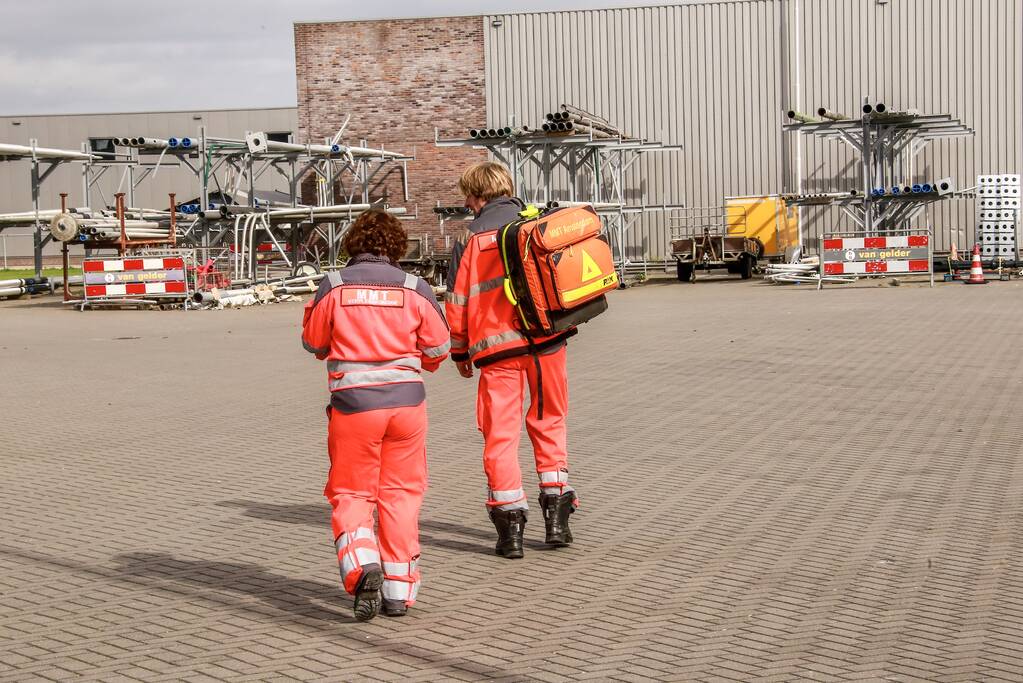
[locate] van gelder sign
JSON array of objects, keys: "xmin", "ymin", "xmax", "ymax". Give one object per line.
[
  {"xmin": 821, "ymin": 235, "xmax": 930, "ymax": 275},
  {"xmin": 84, "ymin": 257, "xmax": 187, "ymax": 297}
]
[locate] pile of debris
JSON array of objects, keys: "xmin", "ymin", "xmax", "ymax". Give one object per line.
[
  {"xmin": 763, "ymin": 257, "xmax": 854, "ymax": 285},
  {"xmin": 190, "ymin": 273, "xmax": 323, "ymax": 309}
]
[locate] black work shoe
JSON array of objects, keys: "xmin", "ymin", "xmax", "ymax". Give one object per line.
[
  {"xmin": 489, "ymin": 508, "xmax": 526, "ymax": 559},
  {"xmin": 352, "ymin": 564, "xmax": 383, "ymax": 622},
  {"xmin": 539, "ymin": 491, "xmax": 576, "ymax": 546},
  {"xmin": 381, "ymin": 598, "xmax": 408, "ymax": 617}
]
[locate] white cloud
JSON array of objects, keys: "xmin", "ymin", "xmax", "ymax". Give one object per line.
[{"xmin": 0, "ymin": 0, "xmax": 678, "ymax": 114}]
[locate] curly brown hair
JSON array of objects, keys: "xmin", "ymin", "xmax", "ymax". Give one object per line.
[{"xmin": 342, "ymin": 210, "xmax": 407, "ymax": 264}]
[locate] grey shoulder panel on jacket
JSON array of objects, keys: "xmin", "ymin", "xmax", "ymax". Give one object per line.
[{"xmin": 404, "ymin": 272, "xmax": 446, "ymax": 323}]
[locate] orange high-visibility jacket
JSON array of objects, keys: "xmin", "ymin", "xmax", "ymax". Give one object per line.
[
  {"xmin": 303, "ymin": 254, "xmax": 450, "ymax": 413},
  {"xmin": 445, "ymin": 198, "xmax": 573, "ymax": 367}
]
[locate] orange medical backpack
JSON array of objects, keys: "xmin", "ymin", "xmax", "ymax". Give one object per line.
[{"xmin": 498, "ymin": 204, "xmax": 618, "ymax": 336}]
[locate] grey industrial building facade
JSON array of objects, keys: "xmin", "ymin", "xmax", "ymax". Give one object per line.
[
  {"xmin": 3, "ymin": 1, "xmax": 1021, "ymax": 265},
  {"xmin": 480, "ymin": 0, "xmax": 1022, "ymax": 260}
]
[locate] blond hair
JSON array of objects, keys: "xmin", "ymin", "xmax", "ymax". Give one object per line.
[{"xmin": 458, "ymin": 162, "xmax": 514, "ymax": 201}]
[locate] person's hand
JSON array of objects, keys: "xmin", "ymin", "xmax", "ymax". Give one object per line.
[{"xmin": 456, "ymin": 360, "xmax": 474, "ymax": 378}]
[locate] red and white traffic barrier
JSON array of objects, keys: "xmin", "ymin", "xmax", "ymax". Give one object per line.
[{"xmin": 83, "ymin": 257, "xmax": 184, "ymax": 272}]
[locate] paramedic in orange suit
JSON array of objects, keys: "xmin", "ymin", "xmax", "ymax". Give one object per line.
[
  {"xmin": 302, "ymin": 210, "xmax": 450, "ymax": 621},
  {"xmin": 445, "ymin": 162, "xmax": 578, "ymax": 560}
]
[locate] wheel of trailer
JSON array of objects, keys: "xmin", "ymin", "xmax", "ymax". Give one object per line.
[
  {"xmin": 292, "ymin": 261, "xmax": 320, "ymax": 278},
  {"xmin": 739, "ymin": 254, "xmax": 754, "ymax": 280},
  {"xmin": 676, "ymin": 261, "xmax": 695, "ymax": 283}
]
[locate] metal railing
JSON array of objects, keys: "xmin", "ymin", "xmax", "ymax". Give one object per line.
[{"xmin": 669, "ymin": 205, "xmax": 750, "ymax": 239}]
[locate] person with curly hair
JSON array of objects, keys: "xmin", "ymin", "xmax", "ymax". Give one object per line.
[{"xmin": 302, "ymin": 209, "xmax": 450, "ymax": 621}]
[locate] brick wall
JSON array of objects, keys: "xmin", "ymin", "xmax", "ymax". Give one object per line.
[{"xmin": 294, "ymin": 17, "xmax": 488, "ymax": 254}]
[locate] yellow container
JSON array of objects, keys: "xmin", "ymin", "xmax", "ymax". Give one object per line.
[{"xmin": 724, "ymin": 195, "xmax": 800, "ymax": 259}]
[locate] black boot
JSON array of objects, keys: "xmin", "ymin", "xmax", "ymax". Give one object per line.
[
  {"xmin": 381, "ymin": 598, "xmax": 408, "ymax": 617},
  {"xmin": 352, "ymin": 563, "xmax": 383, "ymax": 622},
  {"xmin": 489, "ymin": 508, "xmax": 526, "ymax": 559},
  {"xmin": 539, "ymin": 491, "xmax": 576, "ymax": 546}
]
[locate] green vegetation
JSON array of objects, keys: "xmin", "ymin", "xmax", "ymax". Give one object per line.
[{"xmin": 0, "ymin": 268, "xmax": 81, "ymax": 279}]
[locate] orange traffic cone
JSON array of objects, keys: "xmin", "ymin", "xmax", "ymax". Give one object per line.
[{"xmin": 963, "ymin": 243, "xmax": 987, "ymax": 285}]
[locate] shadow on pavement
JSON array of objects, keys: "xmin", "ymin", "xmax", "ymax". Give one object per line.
[
  {"xmin": 0, "ymin": 545, "xmax": 520, "ymax": 680},
  {"xmin": 216, "ymin": 500, "xmax": 497, "ymax": 555},
  {"xmin": 114, "ymin": 551, "xmax": 353, "ymax": 623}
]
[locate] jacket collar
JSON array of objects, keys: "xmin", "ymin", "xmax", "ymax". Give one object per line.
[
  {"xmin": 348, "ymin": 253, "xmax": 394, "ymax": 265},
  {"xmin": 476, "ymin": 196, "xmax": 525, "ymax": 219}
]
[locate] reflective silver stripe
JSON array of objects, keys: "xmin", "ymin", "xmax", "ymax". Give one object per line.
[
  {"xmin": 329, "ymin": 368, "xmax": 422, "ymax": 391},
  {"xmin": 494, "ymin": 500, "xmax": 529, "ymax": 512},
  {"xmin": 489, "ymin": 488, "xmax": 525, "ymax": 503},
  {"xmin": 421, "ymin": 340, "xmax": 451, "ymax": 358},
  {"xmin": 335, "ymin": 527, "xmax": 375, "ymax": 552},
  {"xmin": 341, "ymin": 547, "xmax": 381, "ymax": 578},
  {"xmin": 469, "ymin": 330, "xmax": 525, "ymax": 356},
  {"xmin": 383, "ymin": 559, "xmax": 419, "ymax": 576},
  {"xmin": 445, "ymin": 291, "xmax": 468, "ymax": 306},
  {"xmin": 382, "ymin": 578, "xmax": 419, "ymax": 601},
  {"xmin": 327, "ymin": 271, "xmax": 343, "ymax": 287},
  {"xmin": 539, "ymin": 471, "xmax": 568, "ymax": 484},
  {"xmin": 329, "ymin": 358, "xmax": 422, "ymax": 373},
  {"xmin": 468, "ymin": 276, "xmax": 505, "ymax": 297},
  {"xmin": 403, "ymin": 272, "xmax": 418, "ymax": 290},
  {"xmin": 303, "ymin": 339, "xmax": 329, "ymax": 355}
]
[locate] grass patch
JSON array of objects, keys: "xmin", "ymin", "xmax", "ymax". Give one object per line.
[{"xmin": 0, "ymin": 268, "xmax": 82, "ymax": 279}]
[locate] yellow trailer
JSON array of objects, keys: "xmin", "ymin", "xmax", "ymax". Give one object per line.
[
  {"xmin": 723, "ymin": 195, "xmax": 800, "ymax": 260},
  {"xmin": 670, "ymin": 195, "xmax": 800, "ymax": 281}
]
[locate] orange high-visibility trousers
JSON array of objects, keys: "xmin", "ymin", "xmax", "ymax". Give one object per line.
[
  {"xmin": 477, "ymin": 346, "xmax": 572, "ymax": 510},
  {"xmin": 324, "ymin": 403, "xmax": 427, "ymax": 606}
]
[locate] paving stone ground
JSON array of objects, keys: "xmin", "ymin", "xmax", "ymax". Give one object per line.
[{"xmin": 2, "ymin": 277, "xmax": 1023, "ymax": 682}]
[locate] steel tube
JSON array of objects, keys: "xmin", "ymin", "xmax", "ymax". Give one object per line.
[
  {"xmin": 0, "ymin": 143, "xmax": 96, "ymax": 160},
  {"xmin": 816, "ymin": 108, "xmax": 848, "ymax": 121},
  {"xmin": 786, "ymin": 110, "xmax": 820, "ymax": 124}
]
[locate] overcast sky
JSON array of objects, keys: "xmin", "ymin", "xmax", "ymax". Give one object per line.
[{"xmin": 0, "ymin": 0, "xmax": 677, "ymax": 116}]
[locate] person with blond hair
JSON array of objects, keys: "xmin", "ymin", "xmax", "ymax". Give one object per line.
[
  {"xmin": 302, "ymin": 209, "xmax": 450, "ymax": 621},
  {"xmin": 446, "ymin": 162, "xmax": 578, "ymax": 559}
]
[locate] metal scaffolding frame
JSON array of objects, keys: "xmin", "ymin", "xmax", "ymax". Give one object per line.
[
  {"xmin": 434, "ymin": 129, "xmax": 684, "ymax": 282},
  {"xmin": 0, "ymin": 140, "xmax": 95, "ymax": 276},
  {"xmin": 783, "ymin": 110, "xmax": 974, "ymax": 234},
  {"xmin": 79, "ymin": 128, "xmax": 414, "ymax": 281}
]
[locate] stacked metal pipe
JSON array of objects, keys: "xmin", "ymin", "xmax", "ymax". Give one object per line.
[
  {"xmin": 542, "ymin": 109, "xmax": 619, "ymax": 138},
  {"xmin": 47, "ymin": 211, "xmax": 176, "ymax": 243},
  {"xmin": 468, "ymin": 126, "xmax": 532, "ymax": 139},
  {"xmin": 0, "ymin": 277, "xmax": 52, "ymax": 298},
  {"xmin": 433, "ymin": 206, "xmax": 473, "ymax": 216}
]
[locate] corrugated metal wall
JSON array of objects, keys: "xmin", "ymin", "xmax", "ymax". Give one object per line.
[{"xmin": 484, "ymin": 0, "xmax": 1023, "ymax": 262}]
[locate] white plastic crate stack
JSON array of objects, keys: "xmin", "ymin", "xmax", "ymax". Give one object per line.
[{"xmin": 976, "ymin": 174, "xmax": 1021, "ymax": 261}]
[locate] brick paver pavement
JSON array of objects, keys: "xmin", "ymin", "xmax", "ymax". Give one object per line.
[{"xmin": 2, "ymin": 278, "xmax": 1023, "ymax": 681}]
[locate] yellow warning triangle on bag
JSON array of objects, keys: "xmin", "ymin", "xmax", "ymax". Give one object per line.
[{"xmin": 581, "ymin": 249, "xmax": 603, "ymax": 281}]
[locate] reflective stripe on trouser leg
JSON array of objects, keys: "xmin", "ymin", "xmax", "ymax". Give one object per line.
[
  {"xmin": 324, "ymin": 407, "xmax": 390, "ymax": 594},
  {"xmin": 538, "ymin": 470, "xmax": 575, "ymax": 498},
  {"xmin": 382, "ymin": 558, "xmax": 421, "ymax": 605},
  {"xmin": 487, "ymin": 487, "xmax": 528, "ymax": 511},
  {"xmin": 376, "ymin": 403, "xmax": 428, "ymax": 606},
  {"xmin": 478, "ymin": 358, "xmax": 528, "ymax": 511},
  {"xmin": 525, "ymin": 346, "xmax": 568, "ymax": 474},
  {"xmin": 335, "ymin": 527, "xmax": 381, "ymax": 594}
]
